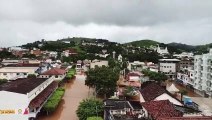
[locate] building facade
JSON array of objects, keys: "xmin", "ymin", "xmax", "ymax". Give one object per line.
[
  {"xmin": 193, "ymin": 49, "xmax": 212, "ymax": 97},
  {"xmin": 159, "ymin": 59, "xmax": 180, "ymax": 79}
]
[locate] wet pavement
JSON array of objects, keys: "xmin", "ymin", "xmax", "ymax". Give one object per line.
[{"xmin": 38, "ymin": 74, "xmax": 92, "ymax": 120}]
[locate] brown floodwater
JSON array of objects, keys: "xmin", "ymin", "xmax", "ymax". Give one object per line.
[{"xmin": 37, "ymin": 74, "xmax": 92, "ymax": 120}]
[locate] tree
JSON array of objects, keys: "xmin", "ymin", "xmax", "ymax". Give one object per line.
[
  {"xmin": 87, "ymin": 117, "xmax": 103, "ymax": 120},
  {"xmin": 142, "ymin": 69, "xmax": 167, "ymax": 83},
  {"xmin": 76, "ymin": 98, "xmax": 103, "ymax": 120},
  {"xmin": 27, "ymin": 74, "xmax": 36, "ymax": 78},
  {"xmin": 22, "ymin": 54, "xmax": 36, "ymax": 58},
  {"xmin": 0, "ymin": 50, "xmax": 16, "ymax": 59},
  {"xmin": 85, "ymin": 66, "xmax": 119, "ymax": 98},
  {"xmin": 0, "ymin": 79, "xmax": 7, "ymax": 85}
]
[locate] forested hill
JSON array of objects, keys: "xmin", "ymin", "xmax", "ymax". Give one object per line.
[{"xmin": 20, "ymin": 37, "xmax": 212, "ymax": 54}]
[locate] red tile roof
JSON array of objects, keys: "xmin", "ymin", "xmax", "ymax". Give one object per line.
[
  {"xmin": 67, "ymin": 48, "xmax": 78, "ymax": 54},
  {"xmin": 160, "ymin": 116, "xmax": 212, "ymax": 120},
  {"xmin": 29, "ymin": 81, "xmax": 58, "ymax": 108},
  {"xmin": 141, "ymin": 100, "xmax": 183, "ymax": 120},
  {"xmin": 140, "ymin": 82, "xmax": 166, "ymax": 101},
  {"xmin": 41, "ymin": 68, "xmax": 66, "ymax": 75}
]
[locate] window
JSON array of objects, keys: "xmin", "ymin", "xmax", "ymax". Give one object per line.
[
  {"xmin": 55, "ymin": 75, "xmax": 58, "ymax": 78},
  {"xmin": 164, "ymin": 66, "xmax": 166, "ymax": 68},
  {"xmin": 24, "ymin": 73, "xmax": 27, "ymax": 75},
  {"xmin": 3, "ymin": 73, "xmax": 7, "ymax": 75},
  {"xmin": 17, "ymin": 73, "xmax": 20, "ymax": 75}
]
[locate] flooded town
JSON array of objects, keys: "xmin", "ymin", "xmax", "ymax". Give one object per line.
[{"xmin": 1, "ymin": 1, "xmax": 212, "ymax": 120}]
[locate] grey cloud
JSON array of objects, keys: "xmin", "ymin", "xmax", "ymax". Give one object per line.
[
  {"xmin": 1, "ymin": 0, "xmax": 212, "ymax": 26},
  {"xmin": 0, "ymin": 0, "xmax": 212, "ymax": 47}
]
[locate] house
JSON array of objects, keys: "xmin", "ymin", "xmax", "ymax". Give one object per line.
[
  {"xmin": 158, "ymin": 59, "xmax": 180, "ymax": 79},
  {"xmin": 90, "ymin": 60, "xmax": 108, "ymax": 69},
  {"xmin": 39, "ymin": 67, "xmax": 66, "ymax": 80},
  {"xmin": 139, "ymin": 82, "xmax": 183, "ymax": 106},
  {"xmin": 127, "ymin": 72, "xmax": 142, "ymax": 82},
  {"xmin": 141, "ymin": 100, "xmax": 183, "ymax": 120},
  {"xmin": 104, "ymin": 99, "xmax": 148, "ymax": 120},
  {"xmin": 0, "ymin": 64, "xmax": 41, "ymax": 80},
  {"xmin": 30, "ymin": 48, "xmax": 42, "ymax": 56},
  {"xmin": 0, "ymin": 77, "xmax": 57, "ymax": 120},
  {"xmin": 1, "ymin": 59, "xmax": 20, "ymax": 66},
  {"xmin": 62, "ymin": 48, "xmax": 78, "ymax": 57},
  {"xmin": 160, "ymin": 116, "xmax": 212, "ymax": 120}
]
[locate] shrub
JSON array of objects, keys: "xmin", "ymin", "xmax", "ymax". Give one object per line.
[
  {"xmin": 0, "ymin": 79, "xmax": 7, "ymax": 85},
  {"xmin": 27, "ymin": 74, "xmax": 36, "ymax": 78},
  {"xmin": 43, "ymin": 87, "xmax": 65, "ymax": 113},
  {"xmin": 76, "ymin": 98, "xmax": 103, "ymax": 120},
  {"xmin": 87, "ymin": 117, "xmax": 103, "ymax": 120}
]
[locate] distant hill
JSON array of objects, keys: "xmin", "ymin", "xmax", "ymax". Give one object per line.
[
  {"xmin": 59, "ymin": 37, "xmax": 110, "ymax": 45},
  {"xmin": 124, "ymin": 39, "xmax": 159, "ymax": 47},
  {"xmin": 167, "ymin": 42, "xmax": 196, "ymax": 52},
  {"xmin": 20, "ymin": 37, "xmax": 212, "ymax": 54}
]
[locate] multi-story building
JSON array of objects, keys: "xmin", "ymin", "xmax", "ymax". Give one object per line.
[
  {"xmin": 193, "ymin": 49, "xmax": 212, "ymax": 97},
  {"xmin": 179, "ymin": 58, "xmax": 194, "ymax": 71},
  {"xmin": 158, "ymin": 59, "xmax": 180, "ymax": 79}
]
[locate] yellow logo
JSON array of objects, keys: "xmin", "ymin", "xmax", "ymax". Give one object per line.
[
  {"xmin": 0, "ymin": 110, "xmax": 15, "ymax": 114},
  {"xmin": 18, "ymin": 109, "xmax": 22, "ymax": 114}
]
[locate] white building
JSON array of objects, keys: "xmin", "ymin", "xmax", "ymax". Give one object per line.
[
  {"xmin": 156, "ymin": 45, "xmax": 169, "ymax": 55},
  {"xmin": 193, "ymin": 49, "xmax": 212, "ymax": 97},
  {"xmin": 0, "ymin": 67, "xmax": 39, "ymax": 80},
  {"xmin": 1, "ymin": 59, "xmax": 20, "ymax": 66},
  {"xmin": 90, "ymin": 60, "xmax": 108, "ymax": 69},
  {"xmin": 118, "ymin": 54, "xmax": 123, "ymax": 62},
  {"xmin": 159, "ymin": 59, "xmax": 180, "ymax": 79},
  {"xmin": 0, "ymin": 77, "xmax": 57, "ymax": 120},
  {"xmin": 177, "ymin": 72, "xmax": 194, "ymax": 86},
  {"xmin": 39, "ymin": 67, "xmax": 67, "ymax": 81},
  {"xmin": 128, "ymin": 61, "xmax": 156, "ymax": 71},
  {"xmin": 173, "ymin": 52, "xmax": 194, "ymax": 58}
]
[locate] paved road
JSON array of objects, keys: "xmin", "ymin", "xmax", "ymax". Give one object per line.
[{"xmin": 38, "ymin": 74, "xmax": 92, "ymax": 120}]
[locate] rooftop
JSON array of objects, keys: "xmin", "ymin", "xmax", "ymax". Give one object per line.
[
  {"xmin": 40, "ymin": 67, "xmax": 66, "ymax": 75},
  {"xmin": 0, "ymin": 78, "xmax": 48, "ymax": 94},
  {"xmin": 29, "ymin": 81, "xmax": 58, "ymax": 108},
  {"xmin": 159, "ymin": 59, "xmax": 180, "ymax": 62},
  {"xmin": 139, "ymin": 82, "xmax": 166, "ymax": 101},
  {"xmin": 141, "ymin": 100, "xmax": 183, "ymax": 120},
  {"xmin": 5, "ymin": 63, "xmax": 40, "ymax": 67},
  {"xmin": 0, "ymin": 67, "xmax": 38, "ymax": 73},
  {"xmin": 104, "ymin": 99, "xmax": 131, "ymax": 110},
  {"xmin": 160, "ymin": 116, "xmax": 212, "ymax": 120}
]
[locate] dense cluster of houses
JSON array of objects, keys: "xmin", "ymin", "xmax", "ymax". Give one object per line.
[
  {"xmin": 0, "ymin": 41, "xmax": 212, "ymax": 120},
  {"xmin": 105, "ymin": 80, "xmax": 212, "ymax": 120},
  {"xmin": 104, "ymin": 49, "xmax": 212, "ymax": 120}
]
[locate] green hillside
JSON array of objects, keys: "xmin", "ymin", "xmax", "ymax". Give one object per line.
[{"xmin": 125, "ymin": 39, "xmax": 159, "ymax": 47}]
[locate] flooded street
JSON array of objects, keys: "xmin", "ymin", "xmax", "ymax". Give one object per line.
[{"xmin": 38, "ymin": 74, "xmax": 92, "ymax": 120}]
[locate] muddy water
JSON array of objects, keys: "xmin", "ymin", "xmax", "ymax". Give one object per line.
[{"xmin": 38, "ymin": 75, "xmax": 92, "ymax": 120}]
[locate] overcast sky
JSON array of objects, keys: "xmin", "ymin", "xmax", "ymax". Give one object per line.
[{"xmin": 0, "ymin": 0, "xmax": 212, "ymax": 47}]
